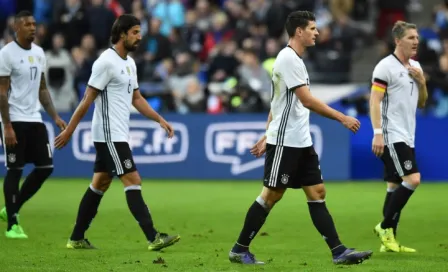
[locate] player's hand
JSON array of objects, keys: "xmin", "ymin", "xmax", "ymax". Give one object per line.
[
  {"xmin": 3, "ymin": 125, "xmax": 17, "ymax": 148},
  {"xmin": 55, "ymin": 117, "xmax": 67, "ymax": 131},
  {"xmin": 408, "ymin": 67, "xmax": 425, "ymax": 85},
  {"xmin": 372, "ymin": 134, "xmax": 385, "ymax": 157},
  {"xmin": 250, "ymin": 135, "xmax": 267, "ymax": 158},
  {"xmin": 159, "ymin": 118, "xmax": 174, "ymax": 139},
  {"xmin": 54, "ymin": 129, "xmax": 72, "ymax": 149},
  {"xmin": 341, "ymin": 115, "xmax": 361, "ymax": 133}
]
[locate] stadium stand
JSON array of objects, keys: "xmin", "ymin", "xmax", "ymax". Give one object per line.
[{"xmin": 1, "ymin": 0, "xmax": 446, "ymax": 117}]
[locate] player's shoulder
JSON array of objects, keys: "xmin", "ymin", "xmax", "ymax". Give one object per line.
[
  {"xmin": 0, "ymin": 41, "xmax": 16, "ymax": 54},
  {"xmin": 373, "ymin": 55, "xmax": 395, "ymax": 73},
  {"xmin": 93, "ymin": 49, "xmax": 115, "ymax": 68},
  {"xmin": 275, "ymin": 46, "xmax": 304, "ymax": 68}
]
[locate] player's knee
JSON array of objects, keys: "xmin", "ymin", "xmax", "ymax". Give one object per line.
[
  {"xmin": 120, "ymin": 171, "xmax": 142, "ymax": 187},
  {"xmin": 90, "ymin": 183, "xmax": 107, "ymax": 195},
  {"xmin": 261, "ymin": 187, "xmax": 285, "ymax": 208},
  {"xmin": 304, "ymin": 184, "xmax": 326, "ymax": 201},
  {"xmin": 91, "ymin": 179, "xmax": 112, "ymax": 193},
  {"xmin": 6, "ymin": 168, "xmax": 23, "ymax": 179},
  {"xmin": 35, "ymin": 167, "xmax": 53, "ymax": 179},
  {"xmin": 403, "ymin": 173, "xmax": 421, "ymax": 188}
]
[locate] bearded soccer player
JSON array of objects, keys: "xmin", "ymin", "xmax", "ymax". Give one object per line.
[
  {"xmin": 228, "ymin": 11, "xmax": 373, "ymax": 265},
  {"xmin": 54, "ymin": 14, "xmax": 180, "ymax": 251},
  {"xmin": 370, "ymin": 21, "xmax": 428, "ymax": 253},
  {"xmin": 0, "ymin": 11, "xmax": 67, "ymax": 238}
]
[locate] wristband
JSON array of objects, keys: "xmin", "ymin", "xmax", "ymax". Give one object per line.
[{"xmin": 373, "ymin": 128, "xmax": 382, "ymax": 135}]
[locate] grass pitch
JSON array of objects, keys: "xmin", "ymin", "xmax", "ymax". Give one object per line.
[{"xmin": 0, "ymin": 179, "xmax": 447, "ymax": 272}]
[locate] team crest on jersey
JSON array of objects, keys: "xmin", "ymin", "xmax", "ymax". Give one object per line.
[
  {"xmin": 404, "ymin": 160, "xmax": 412, "ymax": 170},
  {"xmin": 126, "ymin": 66, "xmax": 131, "ymax": 76},
  {"xmin": 124, "ymin": 159, "xmax": 132, "ymax": 169},
  {"xmin": 281, "ymin": 174, "xmax": 289, "ymax": 184},
  {"xmin": 28, "ymin": 56, "xmax": 34, "ymax": 64},
  {"xmin": 8, "ymin": 153, "xmax": 16, "ymax": 163}
]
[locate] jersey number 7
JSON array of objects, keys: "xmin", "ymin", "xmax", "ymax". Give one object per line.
[{"xmin": 410, "ymin": 81, "xmax": 414, "ymax": 96}]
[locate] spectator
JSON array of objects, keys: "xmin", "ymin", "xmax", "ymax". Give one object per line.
[{"xmin": 45, "ymin": 33, "xmax": 77, "ymax": 111}]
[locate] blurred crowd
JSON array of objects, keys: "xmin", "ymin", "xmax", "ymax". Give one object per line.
[
  {"xmin": 1, "ymin": 0, "xmax": 447, "ymax": 117},
  {"xmin": 343, "ymin": 0, "xmax": 448, "ymax": 117}
]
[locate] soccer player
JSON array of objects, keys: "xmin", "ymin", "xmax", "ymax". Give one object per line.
[
  {"xmin": 0, "ymin": 11, "xmax": 67, "ymax": 239},
  {"xmin": 228, "ymin": 11, "xmax": 373, "ymax": 265},
  {"xmin": 370, "ymin": 21, "xmax": 428, "ymax": 253},
  {"xmin": 54, "ymin": 14, "xmax": 180, "ymax": 251}
]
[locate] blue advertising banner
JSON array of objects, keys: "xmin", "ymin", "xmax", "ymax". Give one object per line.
[{"xmin": 0, "ymin": 113, "xmax": 351, "ymax": 180}]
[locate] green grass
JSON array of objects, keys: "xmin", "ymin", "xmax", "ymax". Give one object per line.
[{"xmin": 0, "ymin": 179, "xmax": 447, "ymax": 272}]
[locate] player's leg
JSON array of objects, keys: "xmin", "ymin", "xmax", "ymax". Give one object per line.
[
  {"xmin": 232, "ymin": 186, "xmax": 285, "ymax": 252},
  {"xmin": 16, "ymin": 123, "xmax": 53, "ymax": 212},
  {"xmin": 1, "ymin": 122, "xmax": 27, "ymax": 239},
  {"xmin": 66, "ymin": 142, "xmax": 112, "ymax": 249},
  {"xmin": 114, "ymin": 142, "xmax": 180, "ymax": 251},
  {"xmin": 383, "ymin": 182, "xmax": 400, "ymax": 236},
  {"xmin": 229, "ymin": 144, "xmax": 289, "ymax": 265},
  {"xmin": 66, "ymin": 172, "xmax": 112, "ymax": 249},
  {"xmin": 375, "ymin": 143, "xmax": 419, "ymax": 252},
  {"xmin": 301, "ymin": 146, "xmax": 372, "ymax": 265}
]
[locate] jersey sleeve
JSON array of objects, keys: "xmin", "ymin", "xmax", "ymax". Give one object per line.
[
  {"xmin": 0, "ymin": 49, "xmax": 12, "ymax": 76},
  {"xmin": 87, "ymin": 58, "xmax": 111, "ymax": 91},
  {"xmin": 282, "ymin": 56, "xmax": 307, "ymax": 90},
  {"xmin": 371, "ymin": 62, "xmax": 389, "ymax": 93},
  {"xmin": 132, "ymin": 63, "xmax": 139, "ymax": 91},
  {"xmin": 40, "ymin": 49, "xmax": 47, "ymax": 72}
]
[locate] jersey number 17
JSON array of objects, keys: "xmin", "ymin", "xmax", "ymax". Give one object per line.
[{"xmin": 30, "ymin": 66, "xmax": 37, "ymax": 80}]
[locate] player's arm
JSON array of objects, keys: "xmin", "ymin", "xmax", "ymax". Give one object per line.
[
  {"xmin": 38, "ymin": 74, "xmax": 58, "ymax": 119},
  {"xmin": 132, "ymin": 89, "xmax": 162, "ymax": 122},
  {"xmin": 370, "ymin": 77, "xmax": 387, "ymax": 157},
  {"xmin": 65, "ymin": 87, "xmax": 99, "ymax": 134},
  {"xmin": 284, "ymin": 58, "xmax": 359, "ymax": 132},
  {"xmin": 0, "ymin": 50, "xmax": 12, "ymax": 126},
  {"xmin": 266, "ymin": 110, "xmax": 272, "ymax": 130},
  {"xmin": 0, "ymin": 76, "xmax": 11, "ymax": 126},
  {"xmin": 369, "ymin": 80, "xmax": 385, "ymax": 132},
  {"xmin": 132, "ymin": 89, "xmax": 174, "ymax": 138},
  {"xmin": 417, "ymin": 82, "xmax": 428, "ymax": 109},
  {"xmin": 39, "ymin": 74, "xmax": 67, "ymax": 130},
  {"xmin": 293, "ymin": 86, "xmax": 345, "ymax": 122},
  {"xmin": 55, "ymin": 58, "xmax": 108, "ymax": 149}
]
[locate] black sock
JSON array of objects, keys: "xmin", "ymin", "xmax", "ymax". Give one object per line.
[
  {"xmin": 308, "ymin": 201, "xmax": 347, "ymax": 256},
  {"xmin": 232, "ymin": 196, "xmax": 270, "ymax": 253},
  {"xmin": 70, "ymin": 186, "xmax": 103, "ymax": 241},
  {"xmin": 3, "ymin": 169, "xmax": 23, "ymax": 230},
  {"xmin": 17, "ymin": 167, "xmax": 53, "ymax": 212},
  {"xmin": 381, "ymin": 182, "xmax": 415, "ymax": 229},
  {"xmin": 125, "ymin": 186, "xmax": 158, "ymax": 242},
  {"xmin": 382, "ymin": 190, "xmax": 400, "ymax": 236}
]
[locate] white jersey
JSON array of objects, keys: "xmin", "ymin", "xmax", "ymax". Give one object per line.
[
  {"xmin": 88, "ymin": 48, "xmax": 139, "ymax": 142},
  {"xmin": 372, "ymin": 54, "xmax": 421, "ymax": 147},
  {"xmin": 266, "ymin": 46, "xmax": 312, "ymax": 148},
  {"xmin": 0, "ymin": 41, "xmax": 46, "ymax": 122}
]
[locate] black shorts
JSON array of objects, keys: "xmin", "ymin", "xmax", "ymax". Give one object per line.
[
  {"xmin": 94, "ymin": 142, "xmax": 136, "ymax": 177},
  {"xmin": 381, "ymin": 142, "xmax": 419, "ymax": 183},
  {"xmin": 0, "ymin": 122, "xmax": 52, "ymax": 169},
  {"xmin": 263, "ymin": 144, "xmax": 323, "ymax": 189}
]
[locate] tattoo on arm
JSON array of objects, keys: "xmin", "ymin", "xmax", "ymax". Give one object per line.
[
  {"xmin": 39, "ymin": 74, "xmax": 58, "ymax": 119},
  {"xmin": 0, "ymin": 76, "xmax": 11, "ymax": 124}
]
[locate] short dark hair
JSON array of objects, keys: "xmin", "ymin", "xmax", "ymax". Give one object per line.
[
  {"xmin": 392, "ymin": 20, "xmax": 417, "ymax": 40},
  {"xmin": 15, "ymin": 10, "xmax": 33, "ymax": 22},
  {"xmin": 110, "ymin": 14, "xmax": 140, "ymax": 44},
  {"xmin": 285, "ymin": 11, "xmax": 315, "ymax": 37}
]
